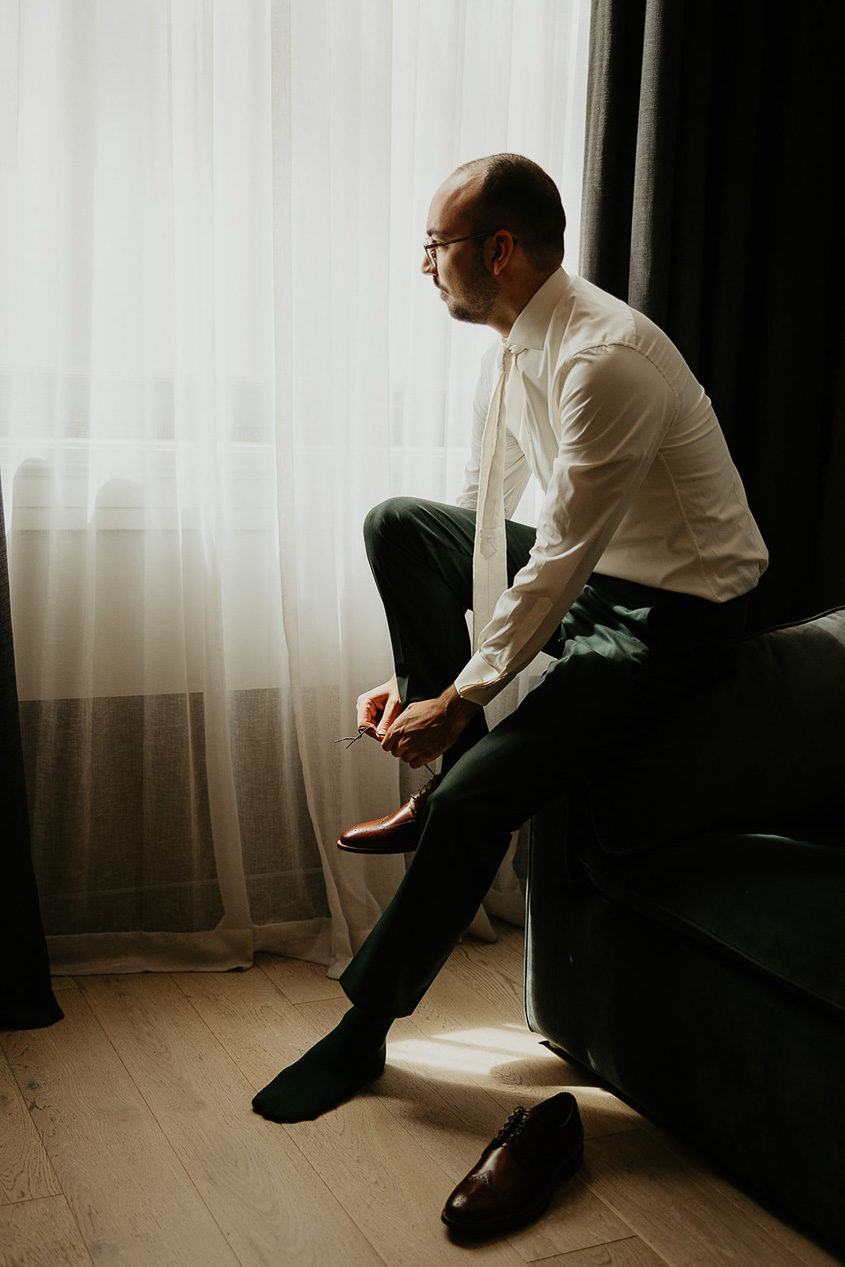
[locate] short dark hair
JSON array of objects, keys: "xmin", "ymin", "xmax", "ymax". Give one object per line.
[{"xmin": 457, "ymin": 153, "xmax": 566, "ymax": 270}]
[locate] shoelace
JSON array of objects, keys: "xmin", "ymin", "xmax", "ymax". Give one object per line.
[
  {"xmin": 491, "ymin": 1106, "xmax": 529, "ymax": 1148},
  {"xmin": 334, "ymin": 726, "xmax": 377, "ymax": 750},
  {"xmin": 409, "ymin": 772, "xmax": 441, "ymax": 808},
  {"xmin": 334, "ymin": 729, "xmax": 435, "ymax": 775},
  {"xmin": 334, "ymin": 727, "xmax": 437, "ymax": 781}
]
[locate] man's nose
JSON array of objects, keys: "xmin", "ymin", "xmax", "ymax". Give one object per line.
[{"xmin": 421, "ymin": 252, "xmax": 436, "ymax": 275}]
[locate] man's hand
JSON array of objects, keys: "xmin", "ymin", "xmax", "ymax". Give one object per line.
[
  {"xmin": 381, "ymin": 685, "xmax": 480, "ymax": 768},
  {"xmin": 356, "ymin": 674, "xmax": 405, "ymax": 739}
]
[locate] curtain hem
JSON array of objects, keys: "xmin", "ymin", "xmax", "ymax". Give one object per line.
[{"xmin": 47, "ymin": 915, "xmax": 335, "ymax": 975}]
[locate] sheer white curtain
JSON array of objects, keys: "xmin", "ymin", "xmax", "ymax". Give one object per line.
[{"xmin": 0, "ymin": 0, "xmax": 589, "ymax": 976}]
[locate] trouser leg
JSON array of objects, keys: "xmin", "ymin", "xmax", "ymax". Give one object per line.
[
  {"xmin": 363, "ymin": 496, "xmax": 537, "ymax": 766},
  {"xmin": 341, "ymin": 575, "xmax": 749, "ymax": 1018}
]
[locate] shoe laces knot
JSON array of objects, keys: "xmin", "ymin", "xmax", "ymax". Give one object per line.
[{"xmin": 492, "ymin": 1106, "xmax": 529, "ymax": 1148}]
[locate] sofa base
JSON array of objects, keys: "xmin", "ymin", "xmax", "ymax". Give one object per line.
[{"xmin": 525, "ymin": 875, "xmax": 845, "ymax": 1251}]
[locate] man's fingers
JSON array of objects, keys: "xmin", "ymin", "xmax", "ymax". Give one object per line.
[
  {"xmin": 381, "ymin": 711, "xmax": 439, "ymax": 765},
  {"xmin": 356, "ymin": 703, "xmax": 378, "ymax": 732},
  {"xmin": 356, "ymin": 675, "xmax": 400, "ymax": 735},
  {"xmin": 379, "ymin": 697, "xmax": 404, "ymax": 734}
]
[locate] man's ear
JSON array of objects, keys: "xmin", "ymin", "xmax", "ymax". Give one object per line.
[{"xmin": 489, "ymin": 230, "xmax": 516, "ymax": 276}]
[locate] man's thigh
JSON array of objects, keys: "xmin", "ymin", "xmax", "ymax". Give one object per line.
[
  {"xmin": 433, "ymin": 638, "xmax": 650, "ymax": 835},
  {"xmin": 431, "ymin": 578, "xmax": 744, "ymax": 836}
]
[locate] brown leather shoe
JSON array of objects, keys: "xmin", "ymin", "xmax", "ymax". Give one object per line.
[
  {"xmin": 336, "ymin": 774, "xmax": 442, "ymax": 854},
  {"xmin": 441, "ymin": 1093, "xmax": 584, "ymax": 1235}
]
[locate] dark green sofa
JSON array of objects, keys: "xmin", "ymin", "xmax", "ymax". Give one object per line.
[{"xmin": 525, "ymin": 606, "xmax": 845, "ymax": 1250}]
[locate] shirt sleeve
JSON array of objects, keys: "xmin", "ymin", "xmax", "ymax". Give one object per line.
[{"xmin": 455, "ymin": 342, "xmax": 677, "ymax": 705}]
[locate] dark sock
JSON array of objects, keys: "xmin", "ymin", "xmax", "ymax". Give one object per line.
[{"xmin": 251, "ymin": 1005, "xmax": 391, "ymax": 1123}]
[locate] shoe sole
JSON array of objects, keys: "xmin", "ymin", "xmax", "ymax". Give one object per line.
[{"xmin": 336, "ymin": 838, "xmax": 418, "ymax": 854}]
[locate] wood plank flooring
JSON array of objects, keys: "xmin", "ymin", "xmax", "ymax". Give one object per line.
[{"xmin": 1, "ymin": 923, "xmax": 842, "ymax": 1267}]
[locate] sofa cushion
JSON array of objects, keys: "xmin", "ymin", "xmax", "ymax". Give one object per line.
[
  {"xmin": 583, "ymin": 821, "xmax": 845, "ymax": 1014},
  {"xmin": 587, "ymin": 607, "xmax": 845, "ymax": 854}
]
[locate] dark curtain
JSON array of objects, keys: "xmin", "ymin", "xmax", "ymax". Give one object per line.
[
  {"xmin": 0, "ymin": 473, "xmax": 63, "ymax": 1030},
  {"xmin": 580, "ymin": 0, "xmax": 845, "ymax": 628}
]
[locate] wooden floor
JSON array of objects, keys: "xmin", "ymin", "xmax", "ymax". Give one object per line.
[{"xmin": 1, "ymin": 922, "xmax": 842, "ymax": 1267}]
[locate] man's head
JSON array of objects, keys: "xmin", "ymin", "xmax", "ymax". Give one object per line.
[{"xmin": 423, "ymin": 154, "xmax": 565, "ymax": 334}]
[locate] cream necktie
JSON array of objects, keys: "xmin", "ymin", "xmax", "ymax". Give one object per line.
[{"xmin": 472, "ymin": 344, "xmax": 514, "ymax": 650}]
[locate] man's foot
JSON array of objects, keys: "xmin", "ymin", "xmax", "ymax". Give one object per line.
[
  {"xmin": 251, "ymin": 1006, "xmax": 391, "ymax": 1123},
  {"xmin": 337, "ymin": 774, "xmax": 442, "ymax": 854}
]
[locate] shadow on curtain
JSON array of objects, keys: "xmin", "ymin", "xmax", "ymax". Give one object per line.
[
  {"xmin": 0, "ymin": 472, "xmax": 62, "ymax": 1030},
  {"xmin": 581, "ymin": 0, "xmax": 845, "ymax": 627}
]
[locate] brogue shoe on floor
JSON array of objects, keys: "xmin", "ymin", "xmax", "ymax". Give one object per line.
[{"xmin": 441, "ymin": 1092, "xmax": 584, "ymax": 1235}]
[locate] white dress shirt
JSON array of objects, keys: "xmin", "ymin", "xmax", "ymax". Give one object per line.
[{"xmin": 454, "ymin": 268, "xmax": 769, "ymax": 706}]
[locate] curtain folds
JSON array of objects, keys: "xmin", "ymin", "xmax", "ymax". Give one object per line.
[
  {"xmin": 0, "ymin": 0, "xmax": 590, "ymax": 980},
  {"xmin": 580, "ymin": 0, "xmax": 845, "ymax": 627},
  {"xmin": 0, "ymin": 471, "xmax": 63, "ymax": 1028}
]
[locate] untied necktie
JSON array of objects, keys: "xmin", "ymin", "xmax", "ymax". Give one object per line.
[{"xmin": 472, "ymin": 343, "xmax": 515, "ymax": 650}]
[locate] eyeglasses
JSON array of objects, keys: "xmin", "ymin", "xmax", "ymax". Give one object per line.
[{"xmin": 423, "ymin": 230, "xmax": 498, "ymax": 269}]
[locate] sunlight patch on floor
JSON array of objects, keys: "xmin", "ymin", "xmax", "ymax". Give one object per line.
[
  {"xmin": 388, "ymin": 1024, "xmax": 610, "ymax": 1089},
  {"xmin": 388, "ymin": 1027, "xmax": 539, "ymax": 1074}
]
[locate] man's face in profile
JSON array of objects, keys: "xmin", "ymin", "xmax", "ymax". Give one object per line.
[{"xmin": 423, "ymin": 174, "xmax": 499, "ymax": 327}]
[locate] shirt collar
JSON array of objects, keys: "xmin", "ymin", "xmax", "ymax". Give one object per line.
[{"xmin": 506, "ymin": 268, "xmax": 572, "ymax": 352}]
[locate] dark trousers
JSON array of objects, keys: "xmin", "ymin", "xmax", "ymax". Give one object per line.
[{"xmin": 340, "ymin": 496, "xmax": 748, "ymax": 1018}]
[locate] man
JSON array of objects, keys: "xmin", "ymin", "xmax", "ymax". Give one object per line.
[{"xmin": 253, "ymin": 153, "xmax": 767, "ymax": 1129}]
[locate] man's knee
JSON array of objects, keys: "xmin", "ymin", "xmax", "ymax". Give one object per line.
[{"xmin": 363, "ymin": 496, "xmax": 427, "ymax": 564}]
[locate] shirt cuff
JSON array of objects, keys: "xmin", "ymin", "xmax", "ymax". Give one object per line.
[{"xmin": 454, "ymin": 652, "xmax": 515, "ymax": 707}]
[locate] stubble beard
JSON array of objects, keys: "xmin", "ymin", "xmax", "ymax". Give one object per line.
[{"xmin": 440, "ymin": 254, "xmax": 499, "ymax": 326}]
